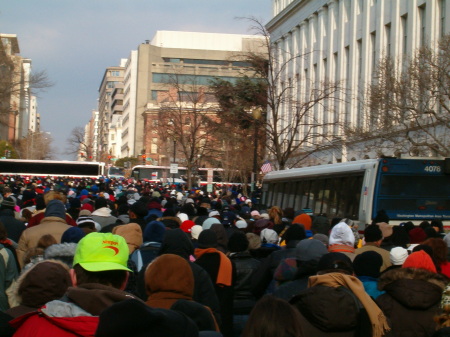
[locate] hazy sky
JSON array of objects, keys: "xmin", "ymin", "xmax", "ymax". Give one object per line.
[{"xmin": 1, "ymin": 1, "xmax": 272, "ymax": 160}]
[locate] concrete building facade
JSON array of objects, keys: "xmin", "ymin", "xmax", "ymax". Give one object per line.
[{"xmin": 267, "ymin": 0, "xmax": 449, "ymax": 164}]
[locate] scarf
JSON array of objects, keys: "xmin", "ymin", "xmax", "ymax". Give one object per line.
[
  {"xmin": 194, "ymin": 247, "xmax": 232, "ymax": 287},
  {"xmin": 308, "ymin": 273, "xmax": 390, "ymax": 337},
  {"xmin": 328, "ymin": 243, "xmax": 355, "ymax": 254}
]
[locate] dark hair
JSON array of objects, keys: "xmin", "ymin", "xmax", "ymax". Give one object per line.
[
  {"xmin": 73, "ymin": 264, "xmax": 128, "ymax": 289},
  {"xmin": 95, "ymin": 197, "xmax": 108, "ymax": 210},
  {"xmin": 242, "ymin": 295, "xmax": 303, "ymax": 337},
  {"xmin": 129, "ymin": 201, "xmax": 148, "ymax": 218},
  {"xmin": 390, "ymin": 226, "xmax": 410, "ymax": 248},
  {"xmin": 282, "ymin": 224, "xmax": 307, "ymax": 243},
  {"xmin": 422, "ymin": 238, "xmax": 448, "ymax": 267}
]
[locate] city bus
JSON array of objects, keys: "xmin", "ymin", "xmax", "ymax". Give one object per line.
[
  {"xmin": 0, "ymin": 159, "xmax": 105, "ymax": 178},
  {"xmin": 107, "ymin": 166, "xmax": 126, "ymax": 179},
  {"xmin": 262, "ymin": 157, "xmax": 450, "ymax": 228}
]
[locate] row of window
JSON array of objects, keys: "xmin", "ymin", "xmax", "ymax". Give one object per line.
[{"xmin": 163, "ymin": 58, "xmax": 252, "ymax": 68}]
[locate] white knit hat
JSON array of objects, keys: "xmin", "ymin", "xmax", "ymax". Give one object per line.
[
  {"xmin": 191, "ymin": 225, "xmax": 203, "ymax": 240},
  {"xmin": 235, "ymin": 220, "xmax": 248, "ymax": 229},
  {"xmin": 390, "ymin": 246, "xmax": 409, "ymax": 265},
  {"xmin": 329, "ymin": 222, "xmax": 355, "ymax": 247},
  {"xmin": 260, "ymin": 228, "xmax": 279, "ymax": 244}
]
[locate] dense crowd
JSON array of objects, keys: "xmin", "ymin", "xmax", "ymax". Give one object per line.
[{"xmin": 0, "ymin": 175, "xmax": 449, "ymax": 337}]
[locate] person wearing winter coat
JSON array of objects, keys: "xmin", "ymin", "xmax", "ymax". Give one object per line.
[
  {"xmin": 328, "ymin": 222, "xmax": 357, "ymax": 261},
  {"xmin": 16, "ymin": 200, "xmax": 72, "ymax": 268},
  {"xmin": 376, "ymin": 250, "xmax": 448, "ymax": 337},
  {"xmin": 273, "ymin": 238, "xmax": 328, "ymax": 301},
  {"xmin": 290, "ymin": 252, "xmax": 390, "ymax": 337},
  {"xmin": 145, "ymin": 253, "xmax": 218, "ymax": 332},
  {"xmin": 353, "ymin": 251, "xmax": 385, "ymax": 300},
  {"xmin": 91, "ymin": 197, "xmax": 117, "ymax": 230},
  {"xmin": 0, "ymin": 197, "xmax": 26, "ymax": 243},
  {"xmin": 10, "ymin": 233, "xmax": 137, "ymax": 337}
]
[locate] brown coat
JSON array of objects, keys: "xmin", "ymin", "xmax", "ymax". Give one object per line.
[{"xmin": 17, "ymin": 217, "xmax": 71, "ymax": 267}]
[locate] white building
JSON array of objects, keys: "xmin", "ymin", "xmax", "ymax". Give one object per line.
[{"xmin": 267, "ymin": 0, "xmax": 449, "ymax": 164}]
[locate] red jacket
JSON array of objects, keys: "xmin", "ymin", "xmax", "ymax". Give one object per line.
[
  {"xmin": 10, "ymin": 310, "xmax": 98, "ymax": 337},
  {"xmin": 27, "ymin": 212, "xmax": 76, "ymax": 228}
]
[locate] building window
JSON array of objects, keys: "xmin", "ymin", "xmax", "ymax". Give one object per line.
[
  {"xmin": 385, "ymin": 24, "xmax": 391, "ymax": 57},
  {"xmin": 110, "ymin": 71, "xmax": 120, "ymax": 76},
  {"xmin": 440, "ymin": 0, "xmax": 446, "ymax": 38},
  {"xmin": 371, "ymin": 32, "xmax": 376, "ymax": 78},
  {"xmin": 401, "ymin": 14, "xmax": 408, "ymax": 56},
  {"xmin": 151, "ymin": 138, "xmax": 158, "ymax": 154},
  {"xmin": 111, "ymin": 134, "xmax": 115, "ymax": 141},
  {"xmin": 418, "ymin": 5, "xmax": 426, "ymax": 47},
  {"xmin": 152, "ymin": 119, "xmax": 158, "ymax": 127}
]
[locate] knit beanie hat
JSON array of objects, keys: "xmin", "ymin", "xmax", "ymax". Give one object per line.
[
  {"xmin": 180, "ymin": 220, "xmax": 195, "ymax": 234},
  {"xmin": 353, "ymin": 251, "xmax": 383, "ymax": 278},
  {"xmin": 282, "ymin": 224, "xmax": 307, "ymax": 243},
  {"xmin": 295, "ymin": 239, "xmax": 328, "ymax": 262},
  {"xmin": 402, "ymin": 250, "xmax": 437, "ymax": 273},
  {"xmin": 190, "ymin": 225, "xmax": 203, "ymax": 240},
  {"xmin": 364, "ymin": 225, "xmax": 383, "ymax": 242},
  {"xmin": 96, "ymin": 299, "xmax": 199, "ymax": 337},
  {"xmin": 202, "ymin": 217, "xmax": 221, "ymax": 230},
  {"xmin": 390, "ymin": 247, "xmax": 409, "ymax": 265},
  {"xmin": 197, "ymin": 229, "xmax": 218, "ymax": 249},
  {"xmin": 143, "ymin": 221, "xmax": 166, "ymax": 243},
  {"xmin": 235, "ymin": 220, "xmax": 248, "ymax": 229},
  {"xmin": 409, "ymin": 227, "xmax": 427, "ymax": 244},
  {"xmin": 228, "ymin": 231, "xmax": 249, "ymax": 253},
  {"xmin": 61, "ymin": 227, "xmax": 85, "ymax": 244},
  {"xmin": 312, "ymin": 233, "xmax": 329, "ymax": 247},
  {"xmin": 329, "ymin": 222, "xmax": 355, "ymax": 247},
  {"xmin": 44, "ymin": 200, "xmax": 66, "ymax": 220}
]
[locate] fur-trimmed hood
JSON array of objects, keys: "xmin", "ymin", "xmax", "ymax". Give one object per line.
[{"xmin": 378, "ymin": 267, "xmax": 448, "ymax": 310}]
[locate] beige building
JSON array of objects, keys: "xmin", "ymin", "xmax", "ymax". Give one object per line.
[{"xmin": 267, "ymin": 0, "xmax": 449, "ymax": 165}]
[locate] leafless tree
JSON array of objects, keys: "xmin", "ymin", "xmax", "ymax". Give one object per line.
[
  {"xmin": 221, "ymin": 17, "xmax": 344, "ymax": 170},
  {"xmin": 346, "ymin": 34, "xmax": 450, "ymax": 157},
  {"xmin": 13, "ymin": 131, "xmax": 54, "ymax": 160},
  {"xmin": 66, "ymin": 126, "xmax": 94, "ymax": 161}
]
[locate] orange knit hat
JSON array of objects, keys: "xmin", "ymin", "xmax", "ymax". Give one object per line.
[{"xmin": 402, "ymin": 250, "xmax": 437, "ymax": 273}]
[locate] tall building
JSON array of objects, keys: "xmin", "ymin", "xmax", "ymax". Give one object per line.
[
  {"xmin": 267, "ymin": 0, "xmax": 449, "ymax": 164},
  {"xmin": 0, "ymin": 34, "xmax": 34, "ymax": 141},
  {"xmin": 97, "ymin": 61, "xmax": 126, "ymax": 160}
]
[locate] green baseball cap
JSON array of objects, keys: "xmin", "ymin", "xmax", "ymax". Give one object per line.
[{"xmin": 73, "ymin": 232, "xmax": 131, "ymax": 272}]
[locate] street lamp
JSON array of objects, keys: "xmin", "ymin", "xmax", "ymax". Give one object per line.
[{"xmin": 251, "ymin": 107, "xmax": 262, "ymax": 192}]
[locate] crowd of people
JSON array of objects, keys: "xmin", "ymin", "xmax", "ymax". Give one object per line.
[{"xmin": 0, "ymin": 175, "xmax": 449, "ymax": 336}]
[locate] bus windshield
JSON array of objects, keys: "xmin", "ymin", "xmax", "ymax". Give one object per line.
[{"xmin": 108, "ymin": 166, "xmax": 125, "ymax": 178}]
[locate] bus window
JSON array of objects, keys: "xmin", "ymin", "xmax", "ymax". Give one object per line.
[{"xmin": 325, "ymin": 177, "xmax": 342, "ymax": 216}]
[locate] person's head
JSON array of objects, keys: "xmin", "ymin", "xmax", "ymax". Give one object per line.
[
  {"xmin": 260, "ymin": 228, "xmax": 279, "ymax": 245},
  {"xmin": 282, "ymin": 224, "xmax": 307, "ymax": 244},
  {"xmin": 353, "ymin": 251, "xmax": 383, "ymax": 278},
  {"xmin": 197, "ymin": 229, "xmax": 218, "ymax": 249},
  {"xmin": 295, "ymin": 239, "xmax": 328, "ymax": 262},
  {"xmin": 246, "ymin": 232, "xmax": 261, "ymax": 250},
  {"xmin": 317, "ymin": 252, "xmax": 354, "ymax": 275},
  {"xmin": 242, "ymin": 295, "xmax": 303, "ymax": 337},
  {"xmin": 268, "ymin": 206, "xmax": 283, "ymax": 225},
  {"xmin": 402, "ymin": 250, "xmax": 437, "ymax": 273},
  {"xmin": 390, "ymin": 246, "xmax": 409, "ymax": 266},
  {"xmin": 422, "ymin": 238, "xmax": 448, "ymax": 266},
  {"xmin": 329, "ymin": 222, "xmax": 355, "ymax": 247},
  {"xmin": 129, "ymin": 201, "xmax": 148, "ymax": 219},
  {"xmin": 112, "ymin": 223, "xmax": 143, "ymax": 255},
  {"xmin": 44, "ymin": 199, "xmax": 66, "ymax": 220},
  {"xmin": 43, "ymin": 190, "xmax": 67, "ymax": 205},
  {"xmin": 0, "ymin": 196, "xmax": 16, "ymax": 211},
  {"xmin": 228, "ymin": 231, "xmax": 249, "ymax": 253},
  {"xmin": 94, "ymin": 197, "xmax": 108, "ymax": 210},
  {"xmin": 363, "ymin": 224, "xmax": 383, "ymax": 245},
  {"xmin": 71, "ymin": 232, "xmax": 131, "ymax": 289},
  {"xmin": 96, "ymin": 299, "xmax": 199, "ymax": 337}
]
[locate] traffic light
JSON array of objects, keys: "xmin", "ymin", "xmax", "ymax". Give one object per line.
[
  {"xmin": 4, "ymin": 150, "xmax": 11, "ymax": 158},
  {"xmin": 142, "ymin": 154, "xmax": 146, "ymax": 164}
]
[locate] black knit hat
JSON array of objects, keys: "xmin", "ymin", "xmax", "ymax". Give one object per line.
[
  {"xmin": 364, "ymin": 224, "xmax": 383, "ymax": 242},
  {"xmin": 317, "ymin": 252, "xmax": 354, "ymax": 275},
  {"xmin": 228, "ymin": 231, "xmax": 249, "ymax": 253},
  {"xmin": 353, "ymin": 251, "xmax": 383, "ymax": 278},
  {"xmin": 96, "ymin": 299, "xmax": 199, "ymax": 337},
  {"xmin": 197, "ymin": 229, "xmax": 218, "ymax": 249}
]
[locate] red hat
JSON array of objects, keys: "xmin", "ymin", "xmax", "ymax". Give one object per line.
[
  {"xmin": 81, "ymin": 203, "xmax": 94, "ymax": 213},
  {"xmin": 180, "ymin": 220, "xmax": 195, "ymax": 233},
  {"xmin": 409, "ymin": 227, "xmax": 427, "ymax": 244},
  {"xmin": 402, "ymin": 250, "xmax": 437, "ymax": 273}
]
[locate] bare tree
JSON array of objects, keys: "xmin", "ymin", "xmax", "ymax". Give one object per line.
[
  {"xmin": 151, "ymin": 71, "xmax": 222, "ymax": 188},
  {"xmin": 214, "ymin": 17, "xmax": 344, "ymax": 170},
  {"xmin": 347, "ymin": 35, "xmax": 450, "ymax": 157},
  {"xmin": 66, "ymin": 126, "xmax": 94, "ymax": 161},
  {"xmin": 13, "ymin": 131, "xmax": 54, "ymax": 159}
]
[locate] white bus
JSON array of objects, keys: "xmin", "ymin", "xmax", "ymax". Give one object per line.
[
  {"xmin": 262, "ymin": 158, "xmax": 450, "ymax": 228},
  {"xmin": 0, "ymin": 159, "xmax": 105, "ymax": 178}
]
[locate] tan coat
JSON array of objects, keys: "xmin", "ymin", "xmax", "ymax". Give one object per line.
[{"xmin": 17, "ymin": 217, "xmax": 71, "ymax": 268}]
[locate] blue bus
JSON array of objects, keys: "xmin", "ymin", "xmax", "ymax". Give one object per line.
[{"xmin": 261, "ymin": 157, "xmax": 450, "ymax": 228}]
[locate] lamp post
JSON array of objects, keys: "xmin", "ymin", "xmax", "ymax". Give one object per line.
[
  {"xmin": 172, "ymin": 140, "xmax": 176, "ymax": 186},
  {"xmin": 251, "ymin": 108, "xmax": 262, "ymax": 192}
]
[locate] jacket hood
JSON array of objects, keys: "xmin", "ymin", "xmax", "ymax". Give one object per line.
[
  {"xmin": 44, "ymin": 200, "xmax": 66, "ymax": 220},
  {"xmin": 145, "ymin": 254, "xmax": 194, "ymax": 307},
  {"xmin": 92, "ymin": 207, "xmax": 112, "ymax": 217},
  {"xmin": 112, "ymin": 223, "xmax": 143, "ymax": 254},
  {"xmin": 378, "ymin": 267, "xmax": 447, "ymax": 309},
  {"xmin": 159, "ymin": 228, "xmax": 194, "ymax": 259}
]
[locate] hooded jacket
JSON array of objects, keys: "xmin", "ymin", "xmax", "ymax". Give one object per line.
[
  {"xmin": 0, "ymin": 208, "xmax": 26, "ymax": 243},
  {"xmin": 376, "ymin": 267, "xmax": 448, "ymax": 337},
  {"xmin": 91, "ymin": 207, "xmax": 117, "ymax": 229},
  {"xmin": 10, "ymin": 283, "xmax": 138, "ymax": 337},
  {"xmin": 145, "ymin": 254, "xmax": 217, "ymax": 332},
  {"xmin": 136, "ymin": 228, "xmax": 220, "ymax": 325}
]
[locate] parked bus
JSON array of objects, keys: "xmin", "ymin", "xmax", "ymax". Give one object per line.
[
  {"xmin": 107, "ymin": 166, "xmax": 126, "ymax": 179},
  {"xmin": 131, "ymin": 165, "xmax": 228, "ymax": 185},
  {"xmin": 262, "ymin": 157, "xmax": 450, "ymax": 228},
  {"xmin": 0, "ymin": 159, "xmax": 105, "ymax": 178}
]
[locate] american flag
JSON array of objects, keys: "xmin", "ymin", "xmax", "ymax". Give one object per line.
[{"xmin": 260, "ymin": 160, "xmax": 273, "ymax": 173}]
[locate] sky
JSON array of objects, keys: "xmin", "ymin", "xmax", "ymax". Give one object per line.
[{"xmin": 0, "ymin": 1, "xmax": 272, "ymax": 160}]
